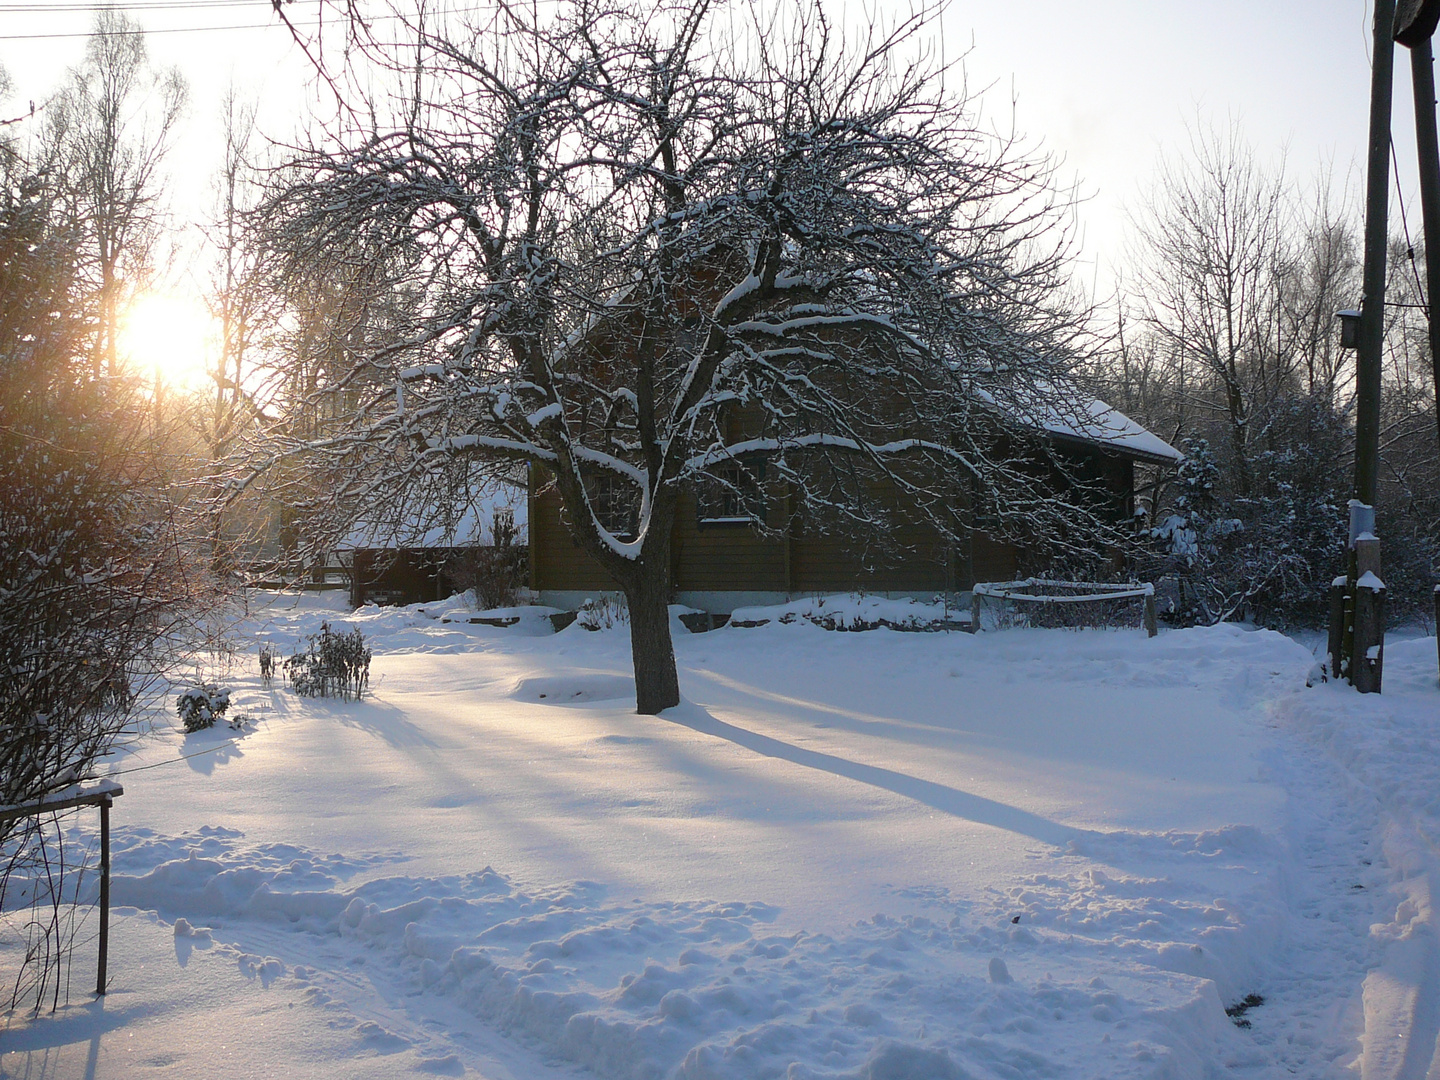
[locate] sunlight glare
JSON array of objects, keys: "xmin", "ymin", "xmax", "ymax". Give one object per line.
[{"xmin": 120, "ymin": 293, "xmax": 216, "ymax": 388}]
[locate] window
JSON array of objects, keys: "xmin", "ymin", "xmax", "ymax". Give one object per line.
[
  {"xmin": 970, "ymin": 474, "xmax": 999, "ymax": 530},
  {"xmin": 697, "ymin": 458, "xmax": 766, "ymax": 524},
  {"xmin": 588, "ymin": 475, "xmax": 639, "ymax": 538}
]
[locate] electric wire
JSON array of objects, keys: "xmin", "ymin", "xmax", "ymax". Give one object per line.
[
  {"xmin": 103, "ymin": 743, "xmax": 247, "ymax": 771},
  {"xmin": 1, "ymin": 16, "xmax": 313, "ymax": 38},
  {"xmin": 0, "ymin": 0, "xmax": 266, "ymax": 11},
  {"xmin": 0, "ymin": 0, "xmax": 562, "ymax": 38},
  {"xmin": 1391, "ymin": 135, "xmax": 1429, "ymax": 318}
]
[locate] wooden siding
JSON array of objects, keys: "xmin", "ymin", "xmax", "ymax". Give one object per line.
[
  {"xmin": 671, "ymin": 490, "xmax": 789, "ymax": 592},
  {"xmin": 527, "ymin": 442, "xmax": 1131, "ymax": 599},
  {"xmin": 529, "ymin": 464, "xmax": 1030, "ymax": 597},
  {"xmin": 528, "ymin": 473, "xmax": 618, "ymax": 591}
]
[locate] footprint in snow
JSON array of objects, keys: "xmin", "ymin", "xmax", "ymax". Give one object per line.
[
  {"xmin": 354, "ymin": 1020, "xmax": 412, "ymax": 1053},
  {"xmin": 414, "ymin": 1054, "xmax": 465, "ymax": 1076}
]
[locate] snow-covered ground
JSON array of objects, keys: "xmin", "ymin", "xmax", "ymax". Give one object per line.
[{"xmin": 2, "ymin": 593, "xmax": 1438, "ymax": 1079}]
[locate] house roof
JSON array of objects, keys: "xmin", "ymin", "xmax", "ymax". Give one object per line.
[
  {"xmin": 1036, "ymin": 397, "xmax": 1184, "ymax": 466},
  {"xmin": 337, "ymin": 484, "xmax": 528, "ymax": 550},
  {"xmin": 973, "ymin": 384, "xmax": 1182, "ymax": 467}
]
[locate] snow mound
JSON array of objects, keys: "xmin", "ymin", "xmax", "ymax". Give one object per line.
[
  {"xmin": 729, "ymin": 594, "xmax": 970, "ymax": 632},
  {"xmin": 512, "ymin": 674, "xmax": 636, "ymax": 705},
  {"xmin": 98, "ymin": 826, "xmax": 1286, "ymax": 1080}
]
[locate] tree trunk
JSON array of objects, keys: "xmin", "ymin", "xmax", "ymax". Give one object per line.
[{"xmin": 624, "ymin": 573, "xmax": 680, "ymax": 714}]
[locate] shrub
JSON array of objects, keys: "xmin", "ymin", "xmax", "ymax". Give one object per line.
[
  {"xmin": 440, "ymin": 509, "xmax": 527, "ymax": 609},
  {"xmin": 576, "ymin": 594, "xmax": 628, "ymax": 630},
  {"xmin": 176, "ymin": 684, "xmax": 231, "ymax": 733},
  {"xmin": 284, "ymin": 622, "xmax": 371, "ymax": 700},
  {"xmin": 258, "ymin": 642, "xmax": 277, "ymax": 684}
]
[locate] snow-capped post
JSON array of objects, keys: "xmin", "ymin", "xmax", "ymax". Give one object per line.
[
  {"xmin": 1327, "ymin": 575, "xmax": 1347, "ymax": 680},
  {"xmin": 1353, "ymin": 563, "xmax": 1386, "ymax": 694},
  {"xmin": 1327, "ymin": 0, "xmax": 1396, "ymax": 691},
  {"xmin": 1330, "ymin": 501, "xmax": 1385, "ymax": 688}
]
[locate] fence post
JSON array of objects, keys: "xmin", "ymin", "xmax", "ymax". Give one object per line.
[
  {"xmin": 96, "ymin": 795, "xmax": 111, "ymax": 995},
  {"xmin": 1328, "ymin": 577, "xmax": 1348, "ymax": 680},
  {"xmin": 1433, "ymin": 584, "xmax": 1439, "ymax": 685},
  {"xmin": 1143, "ymin": 593, "xmax": 1158, "ymax": 638},
  {"xmin": 1353, "ymin": 575, "xmax": 1386, "ymax": 695}
]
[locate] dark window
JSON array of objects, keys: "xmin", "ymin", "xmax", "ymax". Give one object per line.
[
  {"xmin": 697, "ymin": 458, "xmax": 766, "ymax": 524},
  {"xmin": 671, "ymin": 315, "xmax": 705, "ymax": 360},
  {"xmin": 970, "ymin": 474, "xmax": 999, "ymax": 530},
  {"xmin": 589, "ymin": 475, "xmax": 639, "ymax": 538}
]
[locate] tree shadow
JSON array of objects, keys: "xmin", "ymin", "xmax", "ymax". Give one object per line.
[
  {"xmin": 288, "ymin": 697, "xmax": 439, "ymax": 750},
  {"xmin": 181, "ymin": 725, "xmax": 251, "ymax": 775},
  {"xmin": 0, "ymin": 996, "xmax": 134, "ymax": 1080},
  {"xmin": 660, "ymin": 701, "xmax": 1092, "ymax": 848}
]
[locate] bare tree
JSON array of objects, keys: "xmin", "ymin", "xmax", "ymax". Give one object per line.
[
  {"xmin": 191, "ymin": 89, "xmax": 285, "ymax": 573},
  {"xmin": 1130, "ymin": 124, "xmax": 1301, "ymax": 495},
  {"xmin": 246, "ymin": 0, "xmax": 1100, "ymax": 712},
  {"xmin": 1114, "ymin": 120, "xmax": 1440, "ymax": 626},
  {"xmin": 44, "ymin": 9, "xmax": 185, "ymax": 378}
]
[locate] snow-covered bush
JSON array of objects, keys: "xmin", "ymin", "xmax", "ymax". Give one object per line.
[
  {"xmin": 576, "ymin": 595, "xmax": 629, "ymax": 631},
  {"xmin": 176, "ymin": 685, "xmax": 231, "ymax": 733},
  {"xmin": 1146, "ymin": 414, "xmax": 1346, "ymax": 628},
  {"xmin": 0, "ymin": 156, "xmax": 196, "ymax": 814},
  {"xmin": 441, "ymin": 510, "xmax": 528, "ymax": 611},
  {"xmin": 0, "ymin": 133, "xmax": 205, "ymax": 1011},
  {"xmin": 284, "ymin": 623, "xmax": 371, "ymax": 700}
]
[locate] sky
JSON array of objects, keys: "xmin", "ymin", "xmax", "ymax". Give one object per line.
[{"xmin": 0, "ymin": 0, "xmax": 1420, "ymax": 306}]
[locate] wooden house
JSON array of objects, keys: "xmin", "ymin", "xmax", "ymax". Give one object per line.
[
  {"xmin": 528, "ymin": 401, "xmax": 1182, "ymax": 614},
  {"xmin": 340, "ymin": 485, "xmax": 527, "ymax": 607}
]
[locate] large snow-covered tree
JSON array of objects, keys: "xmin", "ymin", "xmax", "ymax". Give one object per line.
[{"xmin": 249, "ymin": 0, "xmax": 1101, "ymax": 712}]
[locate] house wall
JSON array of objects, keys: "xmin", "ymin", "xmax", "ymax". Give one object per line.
[
  {"xmin": 528, "ymin": 441, "xmax": 1138, "ymax": 614},
  {"xmin": 351, "ymin": 549, "xmax": 456, "ymax": 607},
  {"xmin": 671, "ymin": 490, "xmax": 791, "ymax": 593},
  {"xmin": 528, "ymin": 465, "xmax": 1033, "ymax": 612}
]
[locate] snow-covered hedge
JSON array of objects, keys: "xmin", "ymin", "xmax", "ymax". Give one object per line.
[{"xmin": 176, "ymin": 685, "xmax": 231, "ymax": 733}]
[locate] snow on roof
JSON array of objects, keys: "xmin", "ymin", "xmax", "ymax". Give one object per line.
[
  {"xmin": 971, "ymin": 384, "xmax": 1183, "ymax": 465},
  {"xmin": 337, "ymin": 484, "xmax": 527, "ymax": 550},
  {"xmin": 1036, "ymin": 396, "xmax": 1184, "ymax": 465}
]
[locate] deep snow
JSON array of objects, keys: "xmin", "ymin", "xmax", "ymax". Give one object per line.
[{"xmin": 1, "ymin": 592, "xmax": 1438, "ymax": 1079}]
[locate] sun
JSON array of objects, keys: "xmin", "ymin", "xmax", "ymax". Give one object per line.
[{"xmin": 119, "ymin": 292, "xmax": 217, "ymax": 389}]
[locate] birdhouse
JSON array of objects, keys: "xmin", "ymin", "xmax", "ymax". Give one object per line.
[
  {"xmin": 1336, "ymin": 309, "xmax": 1361, "ymax": 349},
  {"xmin": 1395, "ymin": 0, "xmax": 1440, "ymax": 47}
]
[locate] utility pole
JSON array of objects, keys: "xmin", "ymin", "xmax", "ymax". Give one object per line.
[
  {"xmin": 1329, "ymin": 0, "xmax": 1397, "ymax": 692},
  {"xmin": 1395, "ymin": 0, "xmax": 1440, "ymax": 682},
  {"xmin": 1400, "ymin": 12, "xmax": 1440, "ymax": 458}
]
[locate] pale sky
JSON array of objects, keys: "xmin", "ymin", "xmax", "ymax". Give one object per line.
[{"xmin": 0, "ymin": 1, "xmax": 1418, "ymax": 303}]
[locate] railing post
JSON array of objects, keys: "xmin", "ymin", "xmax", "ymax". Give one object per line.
[
  {"xmin": 1328, "ymin": 577, "xmax": 1348, "ymax": 679},
  {"xmin": 96, "ymin": 796, "xmax": 111, "ymax": 995}
]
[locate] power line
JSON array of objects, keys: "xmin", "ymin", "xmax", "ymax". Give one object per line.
[
  {"xmin": 0, "ymin": 18, "xmax": 302, "ymax": 38},
  {"xmin": 0, "ymin": 1, "xmax": 543, "ymax": 40},
  {"xmin": 0, "ymin": 0, "xmax": 266, "ymax": 11},
  {"xmin": 104, "ymin": 735, "xmax": 247, "ymax": 774}
]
